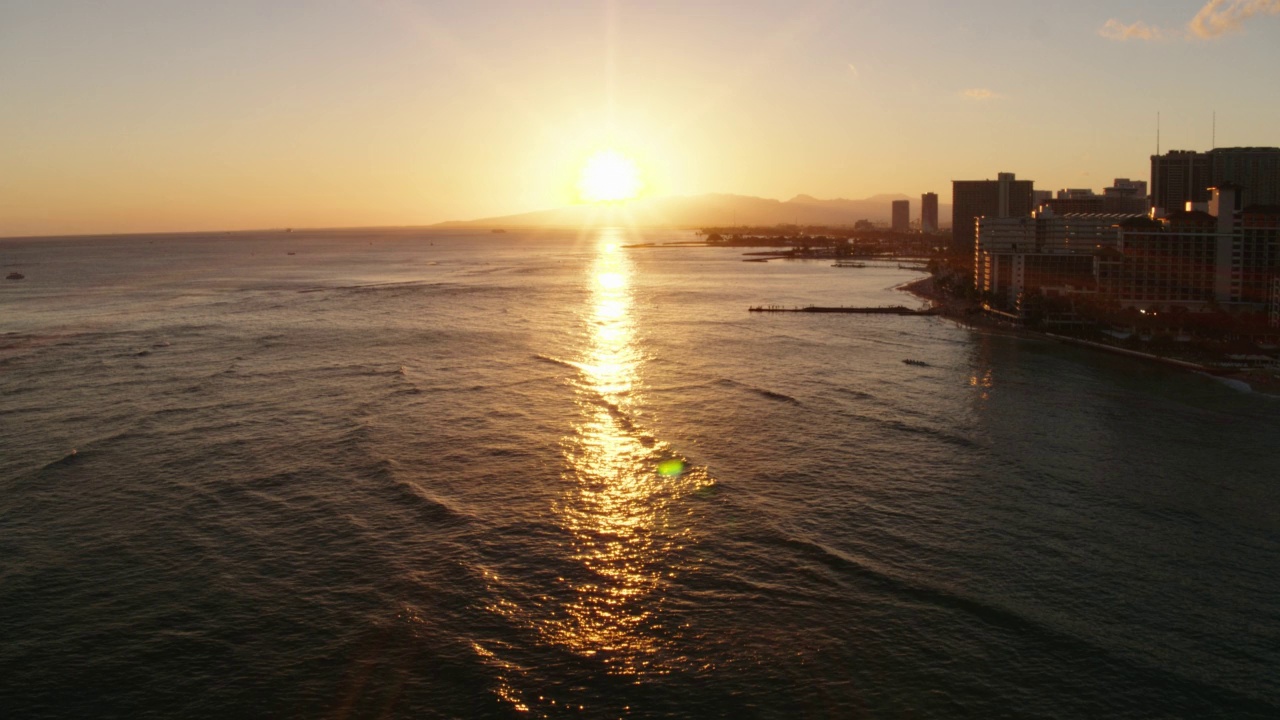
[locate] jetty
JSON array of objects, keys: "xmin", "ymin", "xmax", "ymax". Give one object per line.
[{"xmin": 749, "ymin": 305, "xmax": 937, "ymax": 316}]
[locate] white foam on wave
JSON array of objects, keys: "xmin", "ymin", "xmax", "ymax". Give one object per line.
[{"xmin": 1203, "ymin": 373, "xmax": 1254, "ymax": 394}]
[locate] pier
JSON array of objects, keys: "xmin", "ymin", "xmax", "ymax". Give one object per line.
[{"xmin": 749, "ymin": 305, "xmax": 938, "ymax": 315}]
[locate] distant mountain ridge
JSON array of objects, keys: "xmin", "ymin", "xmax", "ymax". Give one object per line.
[{"xmin": 438, "ymin": 193, "xmax": 951, "ymax": 229}]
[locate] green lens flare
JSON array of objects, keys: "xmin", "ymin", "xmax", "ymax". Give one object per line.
[{"xmin": 657, "ymin": 459, "xmax": 685, "ymax": 477}]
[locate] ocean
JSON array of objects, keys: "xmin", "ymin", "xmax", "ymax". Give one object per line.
[{"xmin": 2, "ymin": 227, "xmax": 1278, "ymax": 719}]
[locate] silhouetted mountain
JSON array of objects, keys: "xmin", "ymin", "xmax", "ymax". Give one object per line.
[{"xmin": 438, "ymin": 193, "xmax": 951, "ymax": 229}]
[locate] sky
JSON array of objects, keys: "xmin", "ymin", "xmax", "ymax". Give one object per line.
[{"xmin": 3, "ymin": 0, "xmax": 1280, "ymax": 236}]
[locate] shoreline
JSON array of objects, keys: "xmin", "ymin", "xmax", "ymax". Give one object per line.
[{"xmin": 898, "ymin": 275, "xmax": 1280, "ymax": 398}]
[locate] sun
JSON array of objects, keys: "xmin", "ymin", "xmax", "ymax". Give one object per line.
[{"xmin": 577, "ymin": 149, "xmax": 642, "ymax": 203}]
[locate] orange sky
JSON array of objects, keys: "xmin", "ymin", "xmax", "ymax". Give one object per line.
[{"xmin": 3, "ymin": 0, "xmax": 1279, "ymax": 237}]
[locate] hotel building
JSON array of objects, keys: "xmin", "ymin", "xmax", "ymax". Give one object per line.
[
  {"xmin": 952, "ymin": 173, "xmax": 1035, "ymax": 256},
  {"xmin": 1098, "ymin": 185, "xmax": 1280, "ymax": 311},
  {"xmin": 975, "ymin": 212, "xmax": 1136, "ymax": 307}
]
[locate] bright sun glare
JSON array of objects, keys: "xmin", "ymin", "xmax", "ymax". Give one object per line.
[{"xmin": 577, "ymin": 150, "xmax": 642, "ymax": 203}]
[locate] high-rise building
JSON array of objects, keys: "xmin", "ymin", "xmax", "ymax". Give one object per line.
[
  {"xmin": 1209, "ymin": 148, "xmax": 1280, "ymax": 209},
  {"xmin": 1151, "ymin": 147, "xmax": 1280, "ymax": 216},
  {"xmin": 975, "ymin": 211, "xmax": 1138, "ymax": 307},
  {"xmin": 1041, "ymin": 184, "xmax": 1149, "ymax": 215},
  {"xmin": 1103, "ymin": 178, "xmax": 1150, "ymax": 214},
  {"xmin": 1106, "ymin": 178, "xmax": 1148, "ymax": 200},
  {"xmin": 973, "ymin": 183, "xmax": 1280, "ymax": 314},
  {"xmin": 1271, "ymin": 278, "xmax": 1280, "ymax": 328},
  {"xmin": 1097, "ymin": 213, "xmax": 1220, "ymax": 307},
  {"xmin": 1151, "ymin": 150, "xmax": 1213, "ymax": 216},
  {"xmin": 921, "ymin": 193, "xmax": 939, "ymax": 233},
  {"xmin": 892, "ymin": 200, "xmax": 910, "ymax": 232},
  {"xmin": 951, "ymin": 172, "xmax": 1035, "ymax": 255},
  {"xmin": 1234, "ymin": 196, "xmax": 1280, "ymax": 307},
  {"xmin": 1099, "ymin": 185, "xmax": 1280, "ymax": 309}
]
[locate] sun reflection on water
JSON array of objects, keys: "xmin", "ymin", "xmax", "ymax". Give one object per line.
[
  {"xmin": 550, "ymin": 230, "xmax": 701, "ymax": 671},
  {"xmin": 482, "ymin": 229, "xmax": 712, "ymax": 713}
]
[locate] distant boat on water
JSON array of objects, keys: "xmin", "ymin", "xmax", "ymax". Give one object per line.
[
  {"xmin": 491, "ymin": 228, "xmax": 507, "ymax": 234},
  {"xmin": 902, "ymin": 359, "xmax": 929, "ymax": 366},
  {"xmin": 6, "ymin": 271, "xmax": 24, "ymax": 280}
]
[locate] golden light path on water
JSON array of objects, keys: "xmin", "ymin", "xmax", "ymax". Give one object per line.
[{"xmin": 481, "ymin": 228, "xmax": 713, "ymax": 714}]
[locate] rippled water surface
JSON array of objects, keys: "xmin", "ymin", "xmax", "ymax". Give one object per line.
[{"xmin": 2, "ymin": 228, "xmax": 1278, "ymax": 718}]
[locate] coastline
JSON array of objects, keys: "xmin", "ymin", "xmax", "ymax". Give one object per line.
[{"xmin": 899, "ymin": 275, "xmax": 1280, "ymax": 398}]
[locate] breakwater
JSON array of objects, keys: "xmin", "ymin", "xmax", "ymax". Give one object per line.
[{"xmin": 748, "ymin": 305, "xmax": 938, "ymax": 315}]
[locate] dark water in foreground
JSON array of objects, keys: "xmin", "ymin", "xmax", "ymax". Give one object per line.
[{"xmin": 2, "ymin": 228, "xmax": 1278, "ymax": 719}]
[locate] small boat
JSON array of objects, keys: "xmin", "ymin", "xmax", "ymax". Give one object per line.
[
  {"xmin": 287, "ymin": 252, "xmax": 296, "ymax": 256},
  {"xmin": 902, "ymin": 359, "xmax": 929, "ymax": 367},
  {"xmin": 491, "ymin": 228, "xmax": 507, "ymax": 234},
  {"xmin": 832, "ymin": 261, "xmax": 866, "ymax": 268},
  {"xmin": 6, "ymin": 272, "xmax": 24, "ymax": 280}
]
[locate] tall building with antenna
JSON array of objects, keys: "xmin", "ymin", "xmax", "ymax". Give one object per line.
[
  {"xmin": 1151, "ymin": 150, "xmax": 1209, "ymax": 216},
  {"xmin": 1151, "ymin": 147, "xmax": 1280, "ymax": 216}
]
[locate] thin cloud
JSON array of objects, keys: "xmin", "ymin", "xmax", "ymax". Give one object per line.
[
  {"xmin": 847, "ymin": 63, "xmax": 859, "ymax": 78},
  {"xmin": 1189, "ymin": 0, "xmax": 1280, "ymax": 38},
  {"xmin": 962, "ymin": 88, "xmax": 1000, "ymax": 101},
  {"xmin": 1098, "ymin": 18, "xmax": 1165, "ymax": 41},
  {"xmin": 1099, "ymin": 0, "xmax": 1280, "ymax": 42}
]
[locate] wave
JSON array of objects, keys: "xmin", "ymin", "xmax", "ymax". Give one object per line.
[
  {"xmin": 714, "ymin": 378, "xmax": 803, "ymax": 405},
  {"xmin": 1204, "ymin": 374, "xmax": 1257, "ymax": 395},
  {"xmin": 297, "ymin": 280, "xmax": 446, "ymax": 295},
  {"xmin": 459, "ymin": 266, "xmax": 513, "ymax": 276},
  {"xmin": 830, "ymin": 387, "xmax": 875, "ymax": 401},
  {"xmin": 588, "ymin": 396, "xmax": 639, "ymax": 433},
  {"xmin": 836, "ymin": 412, "xmax": 980, "ymax": 449},
  {"xmin": 47, "ymin": 448, "xmax": 83, "ymax": 468},
  {"xmin": 755, "ymin": 388, "xmax": 802, "ymax": 404},
  {"xmin": 532, "ymin": 353, "xmax": 588, "ymax": 372},
  {"xmin": 194, "ymin": 361, "xmax": 417, "ymax": 386},
  {"xmin": 748, "ymin": 524, "xmax": 1277, "ymax": 714},
  {"xmin": 18, "ymin": 424, "xmax": 147, "ymax": 478},
  {"xmin": 534, "ymin": 354, "xmax": 707, "ymax": 480},
  {"xmin": 382, "ymin": 473, "xmax": 471, "ymax": 527}
]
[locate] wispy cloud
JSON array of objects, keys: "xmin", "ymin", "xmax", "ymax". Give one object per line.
[
  {"xmin": 1099, "ymin": 0, "xmax": 1280, "ymax": 42},
  {"xmin": 961, "ymin": 88, "xmax": 1000, "ymax": 101},
  {"xmin": 1098, "ymin": 18, "xmax": 1165, "ymax": 41},
  {"xmin": 1189, "ymin": 0, "xmax": 1280, "ymax": 38},
  {"xmin": 847, "ymin": 63, "xmax": 859, "ymax": 78}
]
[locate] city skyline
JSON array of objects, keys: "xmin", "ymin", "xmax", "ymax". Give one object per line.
[{"xmin": 4, "ymin": 0, "xmax": 1280, "ymax": 236}]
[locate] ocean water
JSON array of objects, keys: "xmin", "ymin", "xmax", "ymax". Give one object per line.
[{"xmin": 1, "ymin": 227, "xmax": 1278, "ymax": 719}]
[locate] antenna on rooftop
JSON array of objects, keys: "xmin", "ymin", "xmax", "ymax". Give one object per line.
[
  {"xmin": 1212, "ymin": 111, "xmax": 1216, "ymax": 149},
  {"xmin": 1156, "ymin": 111, "xmax": 1161, "ymax": 156}
]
